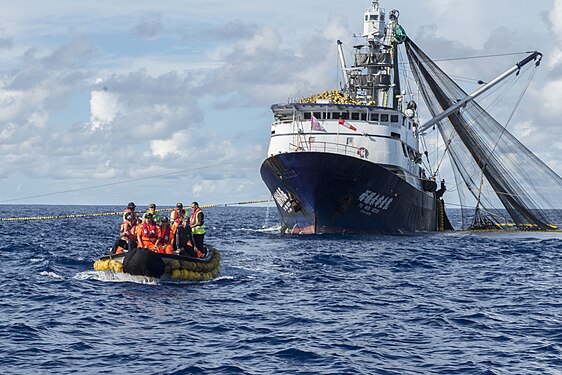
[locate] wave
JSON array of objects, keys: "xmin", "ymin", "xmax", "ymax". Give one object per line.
[{"xmin": 39, "ymin": 271, "xmax": 64, "ymax": 280}]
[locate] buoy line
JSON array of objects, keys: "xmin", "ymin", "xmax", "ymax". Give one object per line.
[{"xmin": 0, "ymin": 199, "xmax": 273, "ymax": 222}]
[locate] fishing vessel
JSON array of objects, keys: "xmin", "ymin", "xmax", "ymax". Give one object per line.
[{"xmin": 260, "ymin": 0, "xmax": 562, "ymax": 233}]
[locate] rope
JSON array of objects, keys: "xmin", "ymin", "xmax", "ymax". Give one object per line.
[
  {"xmin": 204, "ymin": 199, "xmax": 274, "ymax": 208},
  {"xmin": 0, "ymin": 163, "xmax": 237, "ymax": 204},
  {"xmin": 0, "ymin": 199, "xmax": 274, "ymax": 222}
]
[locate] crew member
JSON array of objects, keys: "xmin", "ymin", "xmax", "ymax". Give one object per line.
[
  {"xmin": 189, "ymin": 201, "xmax": 206, "ymax": 256},
  {"xmin": 436, "ymin": 179, "xmax": 447, "ymax": 199},
  {"xmin": 137, "ymin": 213, "xmax": 159, "ymax": 250},
  {"xmin": 142, "ymin": 203, "xmax": 161, "ymax": 224},
  {"xmin": 155, "ymin": 216, "xmax": 173, "ymax": 254},
  {"xmin": 122, "ymin": 202, "xmax": 138, "ymax": 222},
  {"xmin": 170, "ymin": 203, "xmax": 186, "ymax": 223},
  {"xmin": 174, "ymin": 217, "xmax": 199, "ymax": 257},
  {"xmin": 111, "ymin": 213, "xmax": 138, "ymax": 253}
]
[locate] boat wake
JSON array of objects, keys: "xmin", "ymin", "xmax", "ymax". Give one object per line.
[
  {"xmin": 74, "ymin": 270, "xmax": 158, "ymax": 285},
  {"xmin": 232, "ymin": 226, "xmax": 283, "ymax": 233},
  {"xmin": 75, "ymin": 270, "xmax": 230, "ymax": 285}
]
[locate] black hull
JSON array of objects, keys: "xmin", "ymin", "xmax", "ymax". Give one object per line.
[{"xmin": 260, "ymin": 152, "xmax": 439, "ymax": 234}]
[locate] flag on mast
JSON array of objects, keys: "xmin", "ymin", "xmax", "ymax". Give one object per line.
[
  {"xmin": 338, "ymin": 118, "xmax": 357, "ymax": 131},
  {"xmin": 311, "ymin": 115, "xmax": 327, "ymax": 132}
]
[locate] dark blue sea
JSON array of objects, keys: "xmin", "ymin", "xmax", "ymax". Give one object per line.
[{"xmin": 1, "ymin": 205, "xmax": 561, "ymax": 374}]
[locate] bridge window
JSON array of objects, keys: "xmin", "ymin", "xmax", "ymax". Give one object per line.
[
  {"xmin": 303, "ymin": 112, "xmax": 311, "ymax": 120},
  {"xmin": 391, "ymin": 115, "xmax": 399, "ymax": 123},
  {"xmin": 371, "ymin": 113, "xmax": 379, "ymax": 121},
  {"xmin": 351, "ymin": 112, "xmax": 360, "ymax": 120},
  {"xmin": 361, "ymin": 113, "xmax": 367, "ymax": 121},
  {"xmin": 381, "ymin": 114, "xmax": 389, "ymax": 122},
  {"xmin": 407, "ymin": 147, "xmax": 416, "ymax": 160},
  {"xmin": 313, "ymin": 112, "xmax": 321, "ymax": 119}
]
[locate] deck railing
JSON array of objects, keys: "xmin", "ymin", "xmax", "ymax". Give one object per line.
[{"xmin": 290, "ymin": 140, "xmax": 362, "ymax": 158}]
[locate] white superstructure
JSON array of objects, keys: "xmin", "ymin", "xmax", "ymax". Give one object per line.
[
  {"xmin": 267, "ymin": 103, "xmax": 424, "ymax": 189},
  {"xmin": 266, "ymin": 0, "xmax": 427, "ymax": 191}
]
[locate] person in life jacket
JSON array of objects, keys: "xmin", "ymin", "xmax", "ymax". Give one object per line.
[
  {"xmin": 170, "ymin": 213, "xmax": 183, "ymax": 247},
  {"xmin": 142, "ymin": 203, "xmax": 161, "ymax": 224},
  {"xmin": 137, "ymin": 213, "xmax": 159, "ymax": 250},
  {"xmin": 155, "ymin": 216, "xmax": 173, "ymax": 254},
  {"xmin": 170, "ymin": 202, "xmax": 186, "ymax": 223},
  {"xmin": 111, "ymin": 212, "xmax": 138, "ymax": 254},
  {"xmin": 189, "ymin": 201, "xmax": 206, "ymax": 257},
  {"xmin": 122, "ymin": 202, "xmax": 139, "ymax": 222},
  {"xmin": 174, "ymin": 216, "xmax": 199, "ymax": 257}
]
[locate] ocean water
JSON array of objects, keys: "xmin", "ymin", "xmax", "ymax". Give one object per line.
[{"xmin": 1, "ymin": 205, "xmax": 561, "ymax": 374}]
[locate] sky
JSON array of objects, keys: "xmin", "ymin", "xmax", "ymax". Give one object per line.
[{"xmin": 0, "ymin": 0, "xmax": 560, "ymax": 208}]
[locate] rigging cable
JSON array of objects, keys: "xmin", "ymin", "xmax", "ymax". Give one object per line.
[
  {"xmin": 0, "ymin": 162, "xmax": 242, "ymax": 204},
  {"xmin": 0, "ymin": 199, "xmax": 274, "ymax": 222}
]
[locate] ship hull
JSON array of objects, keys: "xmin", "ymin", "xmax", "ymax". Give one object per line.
[{"xmin": 260, "ymin": 152, "xmax": 439, "ymax": 234}]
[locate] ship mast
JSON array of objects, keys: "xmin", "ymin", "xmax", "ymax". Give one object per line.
[{"xmin": 341, "ymin": 0, "xmax": 400, "ymax": 108}]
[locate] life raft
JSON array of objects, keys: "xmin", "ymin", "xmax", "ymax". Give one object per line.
[{"xmin": 93, "ymin": 245, "xmax": 221, "ymax": 281}]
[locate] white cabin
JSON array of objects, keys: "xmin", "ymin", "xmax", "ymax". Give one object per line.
[{"xmin": 267, "ymin": 103, "xmax": 425, "ymax": 188}]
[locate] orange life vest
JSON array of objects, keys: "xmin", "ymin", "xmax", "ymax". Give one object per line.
[
  {"xmin": 171, "ymin": 208, "xmax": 186, "ymax": 223},
  {"xmin": 141, "ymin": 221, "xmax": 158, "ymax": 244},
  {"xmin": 158, "ymin": 225, "xmax": 172, "ymax": 244},
  {"xmin": 171, "ymin": 221, "xmax": 180, "ymax": 237},
  {"xmin": 120, "ymin": 221, "xmax": 137, "ymax": 240},
  {"xmin": 189, "ymin": 208, "xmax": 203, "ymax": 226}
]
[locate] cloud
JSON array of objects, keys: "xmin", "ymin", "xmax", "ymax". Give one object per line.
[
  {"xmin": 201, "ymin": 17, "xmax": 350, "ymax": 108},
  {"xmin": 191, "ymin": 178, "xmax": 259, "ymax": 198},
  {"xmin": 132, "ymin": 12, "xmax": 164, "ymax": 39},
  {"xmin": 0, "ymin": 0, "xmax": 560, "ymax": 205},
  {"xmin": 0, "ymin": 37, "xmax": 13, "ymax": 49},
  {"xmin": 548, "ymin": 0, "xmax": 562, "ymax": 67},
  {"xmin": 89, "ymin": 88, "xmax": 118, "ymax": 130},
  {"xmin": 538, "ymin": 79, "xmax": 562, "ymax": 116},
  {"xmin": 150, "ymin": 130, "xmax": 192, "ymax": 158},
  {"xmin": 213, "ymin": 19, "xmax": 257, "ymax": 41},
  {"xmin": 44, "ymin": 36, "xmax": 96, "ymax": 69}
]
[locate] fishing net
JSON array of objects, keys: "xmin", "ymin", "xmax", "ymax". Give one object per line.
[
  {"xmin": 122, "ymin": 248, "xmax": 165, "ymax": 278},
  {"xmin": 405, "ymin": 38, "xmax": 562, "ymax": 230}
]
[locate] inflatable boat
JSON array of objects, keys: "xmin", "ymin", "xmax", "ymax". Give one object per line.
[{"xmin": 93, "ymin": 245, "xmax": 221, "ymax": 281}]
